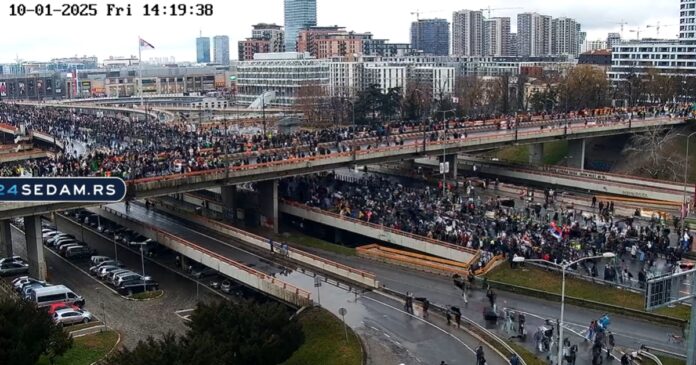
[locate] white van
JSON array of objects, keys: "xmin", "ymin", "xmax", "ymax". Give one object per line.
[{"xmin": 30, "ymin": 285, "xmax": 85, "ymax": 308}]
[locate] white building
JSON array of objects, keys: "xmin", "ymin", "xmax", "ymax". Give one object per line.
[
  {"xmin": 484, "ymin": 17, "xmax": 511, "ymax": 57},
  {"xmin": 452, "ymin": 10, "xmax": 484, "ymax": 56},
  {"xmin": 551, "ymin": 17, "xmax": 582, "ymax": 57},
  {"xmin": 363, "ymin": 64, "xmax": 408, "ymax": 91},
  {"xmin": 329, "ymin": 61, "xmax": 363, "ymax": 97},
  {"xmin": 609, "ymin": 0, "xmax": 696, "ymax": 81},
  {"xmin": 236, "ymin": 52, "xmax": 329, "ymax": 106},
  {"xmin": 607, "ymin": 33, "xmax": 622, "ymax": 49},
  {"xmin": 517, "ymin": 13, "xmax": 552, "ymax": 57}
]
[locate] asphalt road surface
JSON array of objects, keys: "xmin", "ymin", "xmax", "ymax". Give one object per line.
[{"xmin": 107, "ymin": 202, "xmax": 508, "ymax": 365}]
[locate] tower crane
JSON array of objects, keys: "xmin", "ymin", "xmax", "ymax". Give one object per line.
[
  {"xmin": 646, "ymin": 22, "xmax": 677, "ymax": 37},
  {"xmin": 479, "ymin": 6, "xmax": 522, "ymax": 19},
  {"xmin": 410, "ymin": 9, "xmax": 447, "ymax": 20},
  {"xmin": 616, "ymin": 20, "xmax": 629, "ymax": 38}
]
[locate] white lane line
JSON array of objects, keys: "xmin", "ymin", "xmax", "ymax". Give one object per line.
[
  {"xmin": 174, "ymin": 308, "xmax": 195, "ymax": 314},
  {"xmin": 360, "ymin": 294, "xmax": 476, "ymax": 355}
]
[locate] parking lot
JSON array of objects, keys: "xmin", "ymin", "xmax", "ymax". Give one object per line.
[{"xmin": 3, "ymin": 212, "xmax": 237, "ymax": 347}]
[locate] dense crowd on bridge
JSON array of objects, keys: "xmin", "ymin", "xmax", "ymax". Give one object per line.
[
  {"xmin": 0, "ymin": 102, "xmax": 692, "ymax": 181},
  {"xmin": 280, "ymin": 172, "xmax": 692, "ymax": 284}
]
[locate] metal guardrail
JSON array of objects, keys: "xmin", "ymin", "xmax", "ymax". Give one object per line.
[
  {"xmin": 526, "ymin": 261, "xmax": 645, "ymax": 293},
  {"xmin": 100, "ymin": 206, "xmax": 312, "ymax": 306}
]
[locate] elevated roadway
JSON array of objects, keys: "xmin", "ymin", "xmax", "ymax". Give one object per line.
[{"xmin": 0, "ymin": 116, "xmax": 682, "ymax": 219}]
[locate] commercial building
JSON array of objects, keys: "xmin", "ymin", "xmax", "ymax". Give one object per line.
[
  {"xmin": 484, "ymin": 17, "xmax": 511, "ymax": 57},
  {"xmin": 452, "ymin": 10, "xmax": 484, "ymax": 56},
  {"xmin": 509, "ymin": 33, "xmax": 518, "ymax": 57},
  {"xmin": 582, "ymin": 40, "xmax": 608, "ymax": 53},
  {"xmin": 284, "ymin": 0, "xmax": 317, "ymax": 51},
  {"xmin": 609, "ymin": 0, "xmax": 696, "ymax": 81},
  {"xmin": 238, "ymin": 24, "xmax": 285, "ymax": 61},
  {"xmin": 196, "ymin": 36, "xmax": 211, "ymax": 63},
  {"xmin": 517, "ymin": 12, "xmax": 552, "ymax": 57},
  {"xmin": 362, "ymin": 40, "xmax": 412, "ymax": 57},
  {"xmin": 551, "ymin": 17, "xmax": 582, "ymax": 57},
  {"xmin": 578, "ymin": 49, "xmax": 612, "ymax": 72},
  {"xmin": 410, "ymin": 19, "xmax": 450, "ymax": 56},
  {"xmin": 213, "ymin": 35, "xmax": 230, "ymax": 65},
  {"xmin": 236, "ymin": 52, "xmax": 329, "ymax": 106}
]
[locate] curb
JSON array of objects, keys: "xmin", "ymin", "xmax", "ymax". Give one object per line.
[
  {"xmin": 486, "ymin": 279, "xmax": 687, "ymax": 328},
  {"xmin": 89, "ymin": 329, "xmax": 122, "ymax": 365},
  {"xmin": 125, "ymin": 289, "xmax": 165, "ymax": 302}
]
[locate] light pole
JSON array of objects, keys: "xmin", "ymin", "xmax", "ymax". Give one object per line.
[
  {"xmin": 513, "ymin": 252, "xmax": 616, "ymax": 365},
  {"xmin": 679, "ymin": 132, "xmax": 696, "ymax": 235},
  {"xmin": 440, "ymin": 109, "xmax": 456, "ymax": 196},
  {"xmin": 137, "ymin": 243, "xmax": 147, "ymax": 293}
]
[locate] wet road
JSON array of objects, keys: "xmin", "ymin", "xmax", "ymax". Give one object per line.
[{"xmin": 105, "ymin": 202, "xmax": 508, "ymax": 365}]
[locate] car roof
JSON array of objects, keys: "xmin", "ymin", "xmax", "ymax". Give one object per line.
[{"xmin": 54, "ymin": 308, "xmax": 82, "ymax": 315}]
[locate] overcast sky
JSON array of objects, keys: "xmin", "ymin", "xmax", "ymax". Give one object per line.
[{"xmin": 0, "ymin": 0, "xmax": 681, "ymax": 63}]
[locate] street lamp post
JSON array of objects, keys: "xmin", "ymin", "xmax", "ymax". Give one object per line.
[
  {"xmin": 138, "ymin": 243, "xmax": 147, "ymax": 293},
  {"xmin": 440, "ymin": 109, "xmax": 456, "ymax": 196},
  {"xmin": 513, "ymin": 252, "xmax": 616, "ymax": 365}
]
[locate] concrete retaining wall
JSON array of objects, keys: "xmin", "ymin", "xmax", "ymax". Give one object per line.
[
  {"xmin": 94, "ymin": 206, "xmax": 312, "ymax": 307},
  {"xmin": 153, "ymin": 197, "xmax": 380, "ymax": 289}
]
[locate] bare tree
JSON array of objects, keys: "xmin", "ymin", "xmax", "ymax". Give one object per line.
[
  {"xmin": 623, "ymin": 124, "xmax": 685, "ymax": 180},
  {"xmin": 295, "ymin": 82, "xmax": 330, "ymax": 127}
]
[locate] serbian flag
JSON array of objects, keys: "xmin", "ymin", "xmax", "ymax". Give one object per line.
[
  {"xmin": 548, "ymin": 221, "xmax": 563, "ymax": 241},
  {"xmin": 139, "ymin": 38, "xmax": 155, "ymax": 50}
]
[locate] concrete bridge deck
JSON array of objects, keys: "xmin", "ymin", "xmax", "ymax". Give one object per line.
[{"xmin": 0, "ymin": 117, "xmax": 683, "ymax": 219}]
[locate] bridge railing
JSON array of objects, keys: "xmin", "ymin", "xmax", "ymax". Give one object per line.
[
  {"xmin": 281, "ymin": 199, "xmax": 479, "ymax": 256},
  {"xmin": 101, "ymin": 206, "xmax": 312, "ymax": 306}
]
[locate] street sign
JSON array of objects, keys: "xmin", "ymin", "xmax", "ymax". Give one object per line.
[
  {"xmin": 314, "ymin": 275, "xmax": 322, "ymax": 288},
  {"xmin": 439, "ymin": 162, "xmax": 450, "ymax": 174},
  {"xmin": 339, "ymin": 308, "xmax": 347, "ymax": 317},
  {"xmin": 645, "ymin": 268, "xmax": 695, "ymax": 311}
]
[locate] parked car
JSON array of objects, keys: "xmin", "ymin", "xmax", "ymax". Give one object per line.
[
  {"xmin": 89, "ymin": 261, "xmax": 124, "ymax": 275},
  {"xmin": 21, "ymin": 281, "xmax": 51, "ymax": 299},
  {"xmin": 117, "ymin": 278, "xmax": 159, "ymax": 296},
  {"xmin": 52, "ymin": 237, "xmax": 78, "ymax": 248},
  {"xmin": 48, "ymin": 234, "xmax": 73, "ymax": 246},
  {"xmin": 42, "ymin": 231, "xmax": 62, "ymax": 243},
  {"xmin": 31, "ymin": 285, "xmax": 85, "ymax": 307},
  {"xmin": 53, "ymin": 308, "xmax": 92, "ymax": 326},
  {"xmin": 11, "ymin": 276, "xmax": 46, "ymax": 292},
  {"xmin": 0, "ymin": 261, "xmax": 29, "ymax": 276},
  {"xmin": 59, "ymin": 244, "xmax": 84, "ymax": 256},
  {"xmin": 64, "ymin": 246, "xmax": 96, "ymax": 259},
  {"xmin": 220, "ymin": 280, "xmax": 242, "ymax": 295},
  {"xmin": 0, "ymin": 256, "xmax": 25, "ymax": 265},
  {"xmin": 104, "ymin": 269, "xmax": 132, "ymax": 283},
  {"xmin": 96, "ymin": 265, "xmax": 121, "ymax": 279},
  {"xmin": 112, "ymin": 272, "xmax": 140, "ymax": 287},
  {"xmin": 46, "ymin": 302, "xmax": 81, "ymax": 316},
  {"xmin": 190, "ymin": 266, "xmax": 216, "ymax": 279},
  {"xmin": 209, "ymin": 275, "xmax": 223, "ymax": 289},
  {"xmin": 90, "ymin": 256, "xmax": 111, "ymax": 266}
]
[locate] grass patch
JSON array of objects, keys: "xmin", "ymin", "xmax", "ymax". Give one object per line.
[
  {"xmin": 37, "ymin": 330, "xmax": 118, "ymax": 365},
  {"xmin": 129, "ymin": 289, "xmax": 164, "ymax": 300},
  {"xmin": 65, "ymin": 321, "xmax": 103, "ymax": 332},
  {"xmin": 656, "ymin": 355, "xmax": 686, "ymax": 365},
  {"xmin": 486, "ymin": 265, "xmax": 690, "ymax": 320},
  {"xmin": 505, "ymin": 340, "xmax": 547, "ymax": 365},
  {"xmin": 281, "ymin": 307, "xmax": 361, "ymax": 365},
  {"xmin": 250, "ymin": 226, "xmax": 356, "ymax": 257}
]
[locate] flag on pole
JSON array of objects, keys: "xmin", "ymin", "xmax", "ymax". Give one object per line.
[
  {"xmin": 139, "ymin": 38, "xmax": 155, "ymax": 50},
  {"xmin": 548, "ymin": 221, "xmax": 563, "ymax": 241}
]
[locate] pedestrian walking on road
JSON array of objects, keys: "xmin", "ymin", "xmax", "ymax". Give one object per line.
[
  {"xmin": 446, "ymin": 308, "xmax": 452, "ymax": 326},
  {"xmin": 422, "ymin": 298, "xmax": 430, "ymax": 318},
  {"xmin": 509, "ymin": 353, "xmax": 520, "ymax": 365},
  {"xmin": 606, "ymin": 331, "xmax": 615, "ymax": 359},
  {"xmin": 476, "ymin": 345, "xmax": 486, "ymax": 365}
]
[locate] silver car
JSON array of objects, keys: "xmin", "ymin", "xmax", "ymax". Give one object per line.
[
  {"xmin": 0, "ymin": 262, "xmax": 29, "ymax": 276},
  {"xmin": 53, "ymin": 308, "xmax": 92, "ymax": 326}
]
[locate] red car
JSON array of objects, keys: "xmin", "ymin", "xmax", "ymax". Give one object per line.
[{"xmin": 46, "ymin": 302, "xmax": 80, "ymax": 316}]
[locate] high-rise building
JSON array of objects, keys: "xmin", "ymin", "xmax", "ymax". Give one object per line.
[
  {"xmin": 606, "ymin": 32, "xmax": 622, "ymax": 49},
  {"xmin": 196, "ymin": 36, "xmax": 211, "ymax": 63},
  {"xmin": 452, "ymin": 10, "xmax": 484, "ymax": 56},
  {"xmin": 410, "ymin": 18, "xmax": 450, "ymax": 56},
  {"xmin": 517, "ymin": 13, "xmax": 552, "ymax": 57},
  {"xmin": 239, "ymin": 24, "xmax": 285, "ymax": 61},
  {"xmin": 297, "ymin": 26, "xmax": 372, "ymax": 59},
  {"xmin": 551, "ymin": 17, "xmax": 582, "ymax": 57},
  {"xmin": 509, "ymin": 33, "xmax": 518, "ymax": 57},
  {"xmin": 284, "ymin": 0, "xmax": 317, "ymax": 51},
  {"xmin": 213, "ymin": 35, "xmax": 230, "ymax": 65},
  {"xmin": 581, "ymin": 40, "xmax": 608, "ymax": 53},
  {"xmin": 484, "ymin": 17, "xmax": 511, "ymax": 57},
  {"xmin": 680, "ymin": 0, "xmax": 696, "ymax": 43}
]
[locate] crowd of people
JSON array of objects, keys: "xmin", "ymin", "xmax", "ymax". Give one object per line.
[
  {"xmin": 280, "ymin": 171, "xmax": 691, "ymax": 284},
  {"xmin": 1, "ymin": 102, "xmax": 691, "ymax": 182}
]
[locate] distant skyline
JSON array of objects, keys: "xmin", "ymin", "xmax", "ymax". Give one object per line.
[{"xmin": 0, "ymin": 0, "xmax": 680, "ymax": 63}]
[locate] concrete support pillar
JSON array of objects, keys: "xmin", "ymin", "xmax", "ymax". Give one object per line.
[
  {"xmin": 446, "ymin": 154, "xmax": 458, "ymax": 180},
  {"xmin": 567, "ymin": 139, "xmax": 586, "ymax": 170},
  {"xmin": 0, "ymin": 220, "xmax": 12, "ymax": 258},
  {"xmin": 221, "ymin": 185, "xmax": 237, "ymax": 222},
  {"xmin": 24, "ymin": 216, "xmax": 46, "ymax": 280},
  {"xmin": 529, "ymin": 144, "xmax": 544, "ymax": 165},
  {"xmin": 258, "ymin": 180, "xmax": 279, "ymax": 234}
]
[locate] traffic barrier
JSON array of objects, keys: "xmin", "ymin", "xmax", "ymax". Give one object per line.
[
  {"xmin": 151, "ymin": 197, "xmax": 380, "ymax": 289},
  {"xmin": 280, "ymin": 199, "xmax": 479, "ymax": 263},
  {"xmin": 95, "ymin": 206, "xmax": 312, "ymax": 307},
  {"xmin": 356, "ymin": 244, "xmax": 470, "ymax": 277}
]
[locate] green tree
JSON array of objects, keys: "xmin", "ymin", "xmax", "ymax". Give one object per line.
[
  {"xmin": 104, "ymin": 300, "xmax": 304, "ymax": 365},
  {"xmin": 0, "ymin": 298, "xmax": 73, "ymax": 365},
  {"xmin": 380, "ymin": 87, "xmax": 402, "ymax": 121}
]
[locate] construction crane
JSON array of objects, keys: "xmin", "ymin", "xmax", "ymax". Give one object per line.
[
  {"xmin": 479, "ymin": 6, "xmax": 522, "ymax": 19},
  {"xmin": 629, "ymin": 28, "xmax": 642, "ymax": 40},
  {"xmin": 646, "ymin": 22, "xmax": 677, "ymax": 37},
  {"xmin": 410, "ymin": 9, "xmax": 447, "ymax": 21},
  {"xmin": 616, "ymin": 20, "xmax": 629, "ymax": 37}
]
